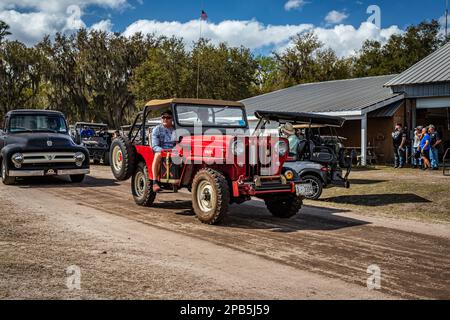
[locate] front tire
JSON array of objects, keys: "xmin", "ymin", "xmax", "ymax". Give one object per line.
[
  {"xmin": 192, "ymin": 168, "xmax": 230, "ymax": 225},
  {"xmin": 265, "ymin": 195, "xmax": 302, "ymax": 218},
  {"xmin": 301, "ymin": 175, "xmax": 323, "ymax": 200},
  {"xmin": 1, "ymin": 158, "xmax": 15, "ymax": 185},
  {"xmin": 70, "ymin": 174, "xmax": 85, "ymax": 183},
  {"xmin": 131, "ymin": 162, "xmax": 156, "ymax": 207}
]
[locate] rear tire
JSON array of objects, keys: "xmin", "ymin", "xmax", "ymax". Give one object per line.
[
  {"xmin": 131, "ymin": 162, "xmax": 156, "ymax": 207},
  {"xmin": 70, "ymin": 174, "xmax": 85, "ymax": 183},
  {"xmin": 1, "ymin": 158, "xmax": 15, "ymax": 185},
  {"xmin": 192, "ymin": 168, "xmax": 230, "ymax": 225},
  {"xmin": 110, "ymin": 136, "xmax": 135, "ymax": 181},
  {"xmin": 265, "ymin": 195, "xmax": 302, "ymax": 218},
  {"xmin": 301, "ymin": 175, "xmax": 323, "ymax": 200}
]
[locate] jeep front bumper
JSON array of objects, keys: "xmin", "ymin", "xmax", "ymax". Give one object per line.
[
  {"xmin": 8, "ymin": 168, "xmax": 90, "ymax": 177},
  {"xmin": 232, "ymin": 175, "xmax": 299, "ymax": 197}
]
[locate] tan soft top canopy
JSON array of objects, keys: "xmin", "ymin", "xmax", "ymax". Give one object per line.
[{"xmin": 144, "ymin": 98, "xmax": 245, "ymax": 109}]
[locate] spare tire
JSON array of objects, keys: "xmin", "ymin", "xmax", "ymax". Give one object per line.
[{"xmin": 110, "ymin": 136, "xmax": 135, "ymax": 181}]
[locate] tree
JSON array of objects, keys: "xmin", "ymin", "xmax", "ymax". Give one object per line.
[
  {"xmin": 0, "ymin": 20, "xmax": 11, "ymax": 45},
  {"xmin": 0, "ymin": 41, "xmax": 43, "ymax": 117}
]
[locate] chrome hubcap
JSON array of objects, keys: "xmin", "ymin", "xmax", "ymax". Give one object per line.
[
  {"xmin": 134, "ymin": 171, "xmax": 146, "ymax": 198},
  {"xmin": 112, "ymin": 146, "xmax": 123, "ymax": 171},
  {"xmin": 197, "ymin": 181, "xmax": 214, "ymax": 212},
  {"xmin": 304, "ymin": 178, "xmax": 320, "ymax": 197}
]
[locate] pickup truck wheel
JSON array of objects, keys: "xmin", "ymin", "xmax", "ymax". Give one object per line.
[
  {"xmin": 192, "ymin": 168, "xmax": 230, "ymax": 225},
  {"xmin": 110, "ymin": 136, "xmax": 135, "ymax": 181},
  {"xmin": 265, "ymin": 195, "xmax": 302, "ymax": 218},
  {"xmin": 131, "ymin": 162, "xmax": 156, "ymax": 207},
  {"xmin": 1, "ymin": 158, "xmax": 15, "ymax": 185},
  {"xmin": 301, "ymin": 175, "xmax": 323, "ymax": 200},
  {"xmin": 103, "ymin": 151, "xmax": 110, "ymax": 166},
  {"xmin": 70, "ymin": 174, "xmax": 85, "ymax": 183}
]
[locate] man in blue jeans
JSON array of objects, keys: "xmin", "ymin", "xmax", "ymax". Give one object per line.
[
  {"xmin": 392, "ymin": 123, "xmax": 407, "ymax": 168},
  {"xmin": 428, "ymin": 125, "xmax": 442, "ymax": 170},
  {"xmin": 151, "ymin": 110, "xmax": 176, "ymax": 192}
]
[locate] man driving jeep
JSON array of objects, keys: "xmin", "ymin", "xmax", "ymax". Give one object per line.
[
  {"xmin": 281, "ymin": 122, "xmax": 300, "ymax": 158},
  {"xmin": 151, "ymin": 110, "xmax": 176, "ymax": 192}
]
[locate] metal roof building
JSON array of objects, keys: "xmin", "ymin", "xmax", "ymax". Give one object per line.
[{"xmin": 242, "ymin": 75, "xmax": 404, "ymax": 119}]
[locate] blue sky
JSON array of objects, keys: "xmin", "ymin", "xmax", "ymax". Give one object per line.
[
  {"xmin": 95, "ymin": 0, "xmax": 446, "ymax": 32},
  {"xmin": 0, "ymin": 0, "xmax": 447, "ymax": 56}
]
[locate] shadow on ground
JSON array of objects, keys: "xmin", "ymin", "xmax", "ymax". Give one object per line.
[
  {"xmin": 321, "ymin": 193, "xmax": 431, "ymax": 206},
  {"xmin": 15, "ymin": 175, "xmax": 119, "ymax": 188},
  {"xmin": 350, "ymin": 179, "xmax": 387, "ymax": 185}
]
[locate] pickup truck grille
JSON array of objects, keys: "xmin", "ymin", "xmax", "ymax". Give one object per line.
[{"xmin": 21, "ymin": 152, "xmax": 76, "ymax": 164}]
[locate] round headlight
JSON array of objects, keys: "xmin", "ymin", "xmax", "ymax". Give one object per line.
[
  {"xmin": 74, "ymin": 152, "xmax": 85, "ymax": 166},
  {"xmin": 12, "ymin": 153, "xmax": 24, "ymax": 168},
  {"xmin": 284, "ymin": 170, "xmax": 294, "ymax": 180},
  {"xmin": 275, "ymin": 141, "xmax": 288, "ymax": 157},
  {"xmin": 231, "ymin": 140, "xmax": 245, "ymax": 156}
]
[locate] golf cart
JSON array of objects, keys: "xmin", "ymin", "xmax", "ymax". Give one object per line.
[
  {"xmin": 110, "ymin": 99, "xmax": 306, "ymax": 225},
  {"xmin": 73, "ymin": 122, "xmax": 112, "ymax": 165},
  {"xmin": 254, "ymin": 111, "xmax": 352, "ymax": 200}
]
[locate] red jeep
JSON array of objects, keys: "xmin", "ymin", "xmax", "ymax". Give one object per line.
[{"xmin": 110, "ymin": 99, "xmax": 304, "ymax": 225}]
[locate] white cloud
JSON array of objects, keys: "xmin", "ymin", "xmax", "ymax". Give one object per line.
[
  {"xmin": 325, "ymin": 10, "xmax": 349, "ymax": 24},
  {"xmin": 123, "ymin": 19, "xmax": 314, "ymax": 50},
  {"xmin": 284, "ymin": 0, "xmax": 307, "ymax": 11},
  {"xmin": 0, "ymin": 0, "xmax": 127, "ymax": 45},
  {"xmin": 90, "ymin": 19, "xmax": 113, "ymax": 32},
  {"xmin": 313, "ymin": 22, "xmax": 402, "ymax": 57},
  {"xmin": 123, "ymin": 19, "xmax": 403, "ymax": 58}
]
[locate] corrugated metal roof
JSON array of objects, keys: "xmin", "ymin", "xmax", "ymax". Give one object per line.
[
  {"xmin": 241, "ymin": 75, "xmax": 401, "ymax": 115},
  {"xmin": 368, "ymin": 100, "xmax": 403, "ymax": 118},
  {"xmin": 385, "ymin": 42, "xmax": 450, "ymax": 87}
]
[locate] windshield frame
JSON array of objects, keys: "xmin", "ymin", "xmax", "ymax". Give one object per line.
[
  {"xmin": 8, "ymin": 113, "xmax": 69, "ymax": 134},
  {"xmin": 173, "ymin": 104, "xmax": 249, "ymax": 129}
]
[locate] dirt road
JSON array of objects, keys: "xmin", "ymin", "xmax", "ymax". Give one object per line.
[{"xmin": 1, "ymin": 166, "xmax": 449, "ymax": 299}]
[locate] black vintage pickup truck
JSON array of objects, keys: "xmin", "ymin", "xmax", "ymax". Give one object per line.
[{"xmin": 0, "ymin": 110, "xmax": 90, "ymax": 185}]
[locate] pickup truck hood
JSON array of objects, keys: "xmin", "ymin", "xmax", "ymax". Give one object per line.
[{"xmin": 5, "ymin": 132, "xmax": 77, "ymax": 149}]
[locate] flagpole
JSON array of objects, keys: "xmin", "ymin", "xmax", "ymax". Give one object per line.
[
  {"xmin": 196, "ymin": 17, "xmax": 202, "ymax": 99},
  {"xmin": 446, "ymin": 0, "xmax": 449, "ymax": 39}
]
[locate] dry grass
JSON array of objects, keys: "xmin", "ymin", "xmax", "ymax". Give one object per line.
[{"xmin": 306, "ymin": 166, "xmax": 450, "ymax": 223}]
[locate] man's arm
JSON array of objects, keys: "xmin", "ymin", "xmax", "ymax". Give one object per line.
[
  {"xmin": 433, "ymin": 133, "xmax": 442, "ymax": 148},
  {"xmin": 151, "ymin": 126, "xmax": 163, "ymax": 153}
]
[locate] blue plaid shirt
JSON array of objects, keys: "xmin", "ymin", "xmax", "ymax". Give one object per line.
[{"xmin": 151, "ymin": 125, "xmax": 175, "ymax": 152}]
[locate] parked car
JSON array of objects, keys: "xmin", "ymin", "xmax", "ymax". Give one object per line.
[
  {"xmin": 72, "ymin": 122, "xmax": 112, "ymax": 165},
  {"xmin": 0, "ymin": 110, "xmax": 90, "ymax": 185},
  {"xmin": 109, "ymin": 98, "xmax": 306, "ymax": 225},
  {"xmin": 253, "ymin": 110, "xmax": 352, "ymax": 200}
]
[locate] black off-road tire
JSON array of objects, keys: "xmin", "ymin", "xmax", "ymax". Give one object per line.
[
  {"xmin": 70, "ymin": 174, "xmax": 85, "ymax": 183},
  {"xmin": 265, "ymin": 195, "xmax": 302, "ymax": 218},
  {"xmin": 1, "ymin": 158, "xmax": 15, "ymax": 185},
  {"xmin": 110, "ymin": 136, "xmax": 135, "ymax": 181},
  {"xmin": 301, "ymin": 175, "xmax": 323, "ymax": 200},
  {"xmin": 192, "ymin": 168, "xmax": 230, "ymax": 225},
  {"xmin": 131, "ymin": 162, "xmax": 156, "ymax": 207},
  {"xmin": 103, "ymin": 151, "xmax": 110, "ymax": 166}
]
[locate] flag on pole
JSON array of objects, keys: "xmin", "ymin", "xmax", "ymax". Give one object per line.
[{"xmin": 201, "ymin": 10, "xmax": 208, "ymax": 20}]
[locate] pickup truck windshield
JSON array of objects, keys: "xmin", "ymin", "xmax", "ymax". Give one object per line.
[
  {"xmin": 175, "ymin": 105, "xmax": 247, "ymax": 128},
  {"xmin": 9, "ymin": 114, "xmax": 68, "ymax": 133}
]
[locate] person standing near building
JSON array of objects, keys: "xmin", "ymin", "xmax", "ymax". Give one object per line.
[
  {"xmin": 392, "ymin": 123, "xmax": 407, "ymax": 168},
  {"xmin": 412, "ymin": 126, "xmax": 423, "ymax": 169},
  {"xmin": 428, "ymin": 125, "xmax": 442, "ymax": 170},
  {"xmin": 418, "ymin": 127, "xmax": 431, "ymax": 171}
]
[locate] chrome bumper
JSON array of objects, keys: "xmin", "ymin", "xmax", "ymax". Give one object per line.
[{"xmin": 8, "ymin": 168, "xmax": 90, "ymax": 177}]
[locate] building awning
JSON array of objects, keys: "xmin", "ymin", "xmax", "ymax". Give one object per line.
[{"xmin": 368, "ymin": 100, "xmax": 403, "ymax": 118}]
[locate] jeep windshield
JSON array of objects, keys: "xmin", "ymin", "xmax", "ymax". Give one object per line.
[
  {"xmin": 9, "ymin": 114, "xmax": 68, "ymax": 134},
  {"xmin": 175, "ymin": 105, "xmax": 248, "ymax": 128}
]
